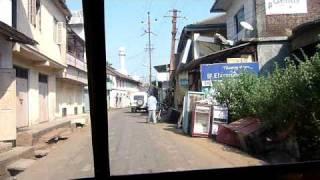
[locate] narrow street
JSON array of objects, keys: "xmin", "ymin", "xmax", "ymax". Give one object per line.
[
  {"xmin": 109, "ymin": 108, "xmax": 265, "ymax": 176},
  {"xmin": 14, "ymin": 108, "xmax": 264, "ymax": 179}
]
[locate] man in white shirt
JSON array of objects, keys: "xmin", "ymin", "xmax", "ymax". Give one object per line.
[{"xmin": 147, "ymin": 93, "xmax": 158, "ymax": 124}]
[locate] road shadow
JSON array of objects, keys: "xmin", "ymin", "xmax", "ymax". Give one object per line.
[
  {"xmin": 162, "ymin": 124, "xmax": 191, "ymax": 137},
  {"xmin": 124, "ymin": 111, "xmax": 148, "ymax": 114},
  {"xmin": 136, "ymin": 122, "xmax": 149, "ymax": 124}
]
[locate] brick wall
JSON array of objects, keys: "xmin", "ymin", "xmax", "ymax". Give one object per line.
[{"xmin": 256, "ymin": 0, "xmax": 320, "ymax": 37}]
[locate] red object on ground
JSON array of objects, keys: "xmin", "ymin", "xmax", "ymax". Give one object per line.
[{"xmin": 216, "ymin": 117, "xmax": 261, "ymax": 148}]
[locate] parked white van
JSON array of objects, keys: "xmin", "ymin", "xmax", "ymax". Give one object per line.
[{"xmin": 130, "ymin": 92, "xmax": 148, "ymax": 112}]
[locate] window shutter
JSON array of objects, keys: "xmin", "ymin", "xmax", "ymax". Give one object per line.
[
  {"xmin": 56, "ymin": 22, "xmax": 64, "ymax": 45},
  {"xmin": 28, "ymin": 0, "xmax": 36, "ymax": 26}
]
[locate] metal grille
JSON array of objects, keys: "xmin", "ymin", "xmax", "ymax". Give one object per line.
[{"xmin": 14, "ymin": 66, "xmax": 28, "ymax": 79}]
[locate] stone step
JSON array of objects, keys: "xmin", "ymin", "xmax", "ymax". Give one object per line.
[
  {"xmin": 0, "ymin": 146, "xmax": 34, "ymax": 177},
  {"xmin": 0, "ymin": 143, "xmax": 12, "ymax": 154},
  {"xmin": 7, "ymin": 159, "xmax": 35, "ymax": 176},
  {"xmin": 16, "ymin": 120, "xmax": 71, "ymax": 146}
]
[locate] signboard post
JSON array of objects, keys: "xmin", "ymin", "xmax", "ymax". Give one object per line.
[{"xmin": 265, "ymin": 0, "xmax": 308, "ymax": 15}]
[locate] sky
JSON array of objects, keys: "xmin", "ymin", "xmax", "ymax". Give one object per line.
[{"xmin": 66, "ymin": 0, "xmax": 215, "ymax": 82}]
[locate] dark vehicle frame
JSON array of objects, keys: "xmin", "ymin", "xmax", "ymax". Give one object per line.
[{"xmin": 83, "ymin": 1, "xmax": 320, "ymax": 179}]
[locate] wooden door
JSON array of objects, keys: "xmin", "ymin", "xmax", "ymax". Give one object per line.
[
  {"xmin": 39, "ymin": 74, "xmax": 49, "ymax": 123},
  {"xmin": 15, "ymin": 66, "xmax": 29, "ymax": 128}
]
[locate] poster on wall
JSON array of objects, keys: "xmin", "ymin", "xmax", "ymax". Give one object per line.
[
  {"xmin": 265, "ymin": 0, "xmax": 308, "ymax": 15},
  {"xmin": 200, "ymin": 63, "xmax": 259, "ymax": 87}
]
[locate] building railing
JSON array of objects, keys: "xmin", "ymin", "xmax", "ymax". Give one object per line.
[
  {"xmin": 59, "ymin": 66, "xmax": 88, "ymax": 85},
  {"xmin": 66, "ymin": 53, "xmax": 87, "ymax": 72}
]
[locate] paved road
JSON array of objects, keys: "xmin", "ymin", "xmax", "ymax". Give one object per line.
[
  {"xmin": 15, "ymin": 108, "xmax": 264, "ymax": 179},
  {"xmin": 15, "ymin": 126, "xmax": 94, "ymax": 180},
  {"xmin": 109, "ymin": 108, "xmax": 264, "ymax": 176}
]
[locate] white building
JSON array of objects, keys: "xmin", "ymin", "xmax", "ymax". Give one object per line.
[
  {"xmin": 107, "ymin": 66, "xmax": 141, "ymax": 109},
  {"xmin": 12, "ymin": 0, "xmax": 71, "ymax": 129},
  {"xmin": 56, "ymin": 10, "xmax": 88, "ymax": 117}
]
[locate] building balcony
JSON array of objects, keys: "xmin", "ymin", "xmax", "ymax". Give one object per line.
[
  {"xmin": 58, "ymin": 66, "xmax": 88, "ymax": 85},
  {"xmin": 66, "ymin": 53, "xmax": 87, "ymax": 72}
]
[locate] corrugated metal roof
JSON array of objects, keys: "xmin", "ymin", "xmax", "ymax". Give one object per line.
[
  {"xmin": 53, "ymin": 0, "xmax": 72, "ymax": 19},
  {"xmin": 195, "ymin": 13, "xmax": 226, "ymax": 25},
  {"xmin": 177, "ymin": 42, "xmax": 252, "ymax": 73},
  {"xmin": 210, "ymin": 0, "xmax": 232, "ymax": 13},
  {"xmin": 154, "ymin": 64, "xmax": 169, "ymax": 72}
]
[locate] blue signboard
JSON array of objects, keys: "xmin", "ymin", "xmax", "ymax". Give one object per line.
[{"xmin": 200, "ymin": 63, "xmax": 259, "ymax": 87}]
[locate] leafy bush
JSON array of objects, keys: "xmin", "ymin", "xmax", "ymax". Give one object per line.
[{"xmin": 213, "ymin": 48, "xmax": 320, "ymax": 160}]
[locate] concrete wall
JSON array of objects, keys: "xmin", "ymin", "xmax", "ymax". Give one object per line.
[
  {"xmin": 56, "ymin": 80, "xmax": 85, "ymax": 117},
  {"xmin": 225, "ymin": 0, "xmax": 256, "ymax": 41},
  {"xmin": 257, "ymin": 41, "xmax": 290, "ymax": 75},
  {"xmin": 0, "ymin": 69, "xmax": 16, "ymax": 141},
  {"xmin": 0, "ymin": 35, "xmax": 13, "ymax": 69},
  {"xmin": 48, "ymin": 74, "xmax": 56, "ymax": 121},
  {"xmin": 28, "ymin": 69, "xmax": 40, "ymax": 125},
  {"xmin": 0, "ymin": 36, "xmax": 16, "ymax": 141},
  {"xmin": 0, "ymin": 0, "xmax": 12, "ymax": 26},
  {"xmin": 16, "ymin": 0, "xmax": 67, "ymax": 65}
]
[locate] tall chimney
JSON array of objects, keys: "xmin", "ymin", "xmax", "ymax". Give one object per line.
[{"xmin": 118, "ymin": 47, "xmax": 127, "ymax": 75}]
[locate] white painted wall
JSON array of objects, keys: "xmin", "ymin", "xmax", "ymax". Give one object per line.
[
  {"xmin": 48, "ymin": 74, "xmax": 56, "ymax": 121},
  {"xmin": 56, "ymin": 80, "xmax": 85, "ymax": 117},
  {"xmin": 16, "ymin": 0, "xmax": 67, "ymax": 65},
  {"xmin": 0, "ymin": 0, "xmax": 12, "ymax": 26},
  {"xmin": 28, "ymin": 69, "xmax": 39, "ymax": 125},
  {"xmin": 109, "ymin": 90, "xmax": 130, "ymax": 108}
]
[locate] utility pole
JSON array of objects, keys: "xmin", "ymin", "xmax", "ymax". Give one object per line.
[
  {"xmin": 141, "ymin": 11, "xmax": 157, "ymax": 87},
  {"xmin": 165, "ymin": 9, "xmax": 185, "ymax": 79}
]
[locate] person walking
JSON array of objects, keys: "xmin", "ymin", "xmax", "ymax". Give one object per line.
[
  {"xmin": 147, "ymin": 93, "xmax": 157, "ymax": 124},
  {"xmin": 115, "ymin": 93, "xmax": 119, "ymax": 108}
]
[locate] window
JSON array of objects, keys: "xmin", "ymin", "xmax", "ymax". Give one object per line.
[
  {"xmin": 36, "ymin": 0, "xmax": 41, "ymax": 31},
  {"xmin": 74, "ymin": 107, "xmax": 78, "ymax": 115},
  {"xmin": 62, "ymin": 108, "xmax": 67, "ymax": 117},
  {"xmin": 54, "ymin": 18, "xmax": 63, "ymax": 45},
  {"xmin": 39, "ymin": 73, "xmax": 48, "ymax": 83},
  {"xmin": 234, "ymin": 7, "xmax": 245, "ymax": 34},
  {"xmin": 14, "ymin": 65, "xmax": 28, "ymax": 79},
  {"xmin": 28, "ymin": 0, "xmax": 36, "ymax": 26},
  {"xmin": 28, "ymin": 0, "xmax": 41, "ymax": 29}
]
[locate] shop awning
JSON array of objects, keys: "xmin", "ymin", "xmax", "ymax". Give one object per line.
[
  {"xmin": 177, "ymin": 42, "xmax": 253, "ymax": 73},
  {"xmin": 0, "ymin": 21, "xmax": 37, "ymax": 45}
]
